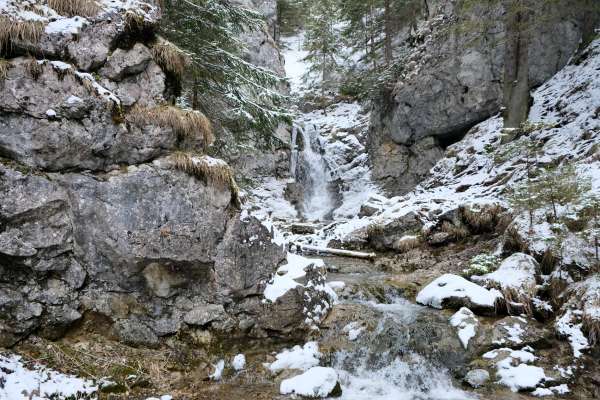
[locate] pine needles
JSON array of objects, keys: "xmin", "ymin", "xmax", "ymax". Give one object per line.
[
  {"xmin": 171, "ymin": 152, "xmax": 241, "ymax": 208},
  {"xmin": 0, "ymin": 17, "xmax": 45, "ymax": 53},
  {"xmin": 48, "ymin": 0, "xmax": 101, "ymax": 17},
  {"xmin": 127, "ymin": 105, "xmax": 213, "ymax": 147}
]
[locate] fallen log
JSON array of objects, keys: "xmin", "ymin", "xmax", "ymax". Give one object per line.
[{"xmin": 293, "ymin": 243, "xmax": 376, "ymax": 260}]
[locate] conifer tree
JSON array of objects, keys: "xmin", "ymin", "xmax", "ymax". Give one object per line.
[
  {"xmin": 161, "ymin": 0, "xmax": 291, "ymax": 138},
  {"xmin": 302, "ymin": 0, "xmax": 342, "ymax": 93}
]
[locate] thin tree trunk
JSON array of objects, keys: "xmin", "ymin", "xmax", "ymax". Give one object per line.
[
  {"xmin": 384, "ymin": 0, "xmax": 393, "ymax": 65},
  {"xmin": 503, "ymin": 0, "xmax": 531, "ymax": 129}
]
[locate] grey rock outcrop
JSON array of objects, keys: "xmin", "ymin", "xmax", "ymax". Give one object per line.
[
  {"xmin": 0, "ymin": 0, "xmax": 303, "ymax": 347},
  {"xmin": 369, "ymin": 0, "xmax": 599, "ymax": 194}
]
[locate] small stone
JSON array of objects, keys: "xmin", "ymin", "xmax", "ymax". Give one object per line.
[
  {"xmin": 359, "ymin": 203, "xmax": 380, "ymax": 217},
  {"xmin": 429, "ymin": 232, "xmax": 452, "ymax": 245},
  {"xmin": 184, "ymin": 304, "xmax": 226, "ymax": 326},
  {"xmin": 291, "ymin": 223, "xmax": 317, "ymax": 235},
  {"xmin": 113, "ymin": 320, "xmax": 159, "ymax": 348},
  {"xmin": 464, "ymin": 369, "xmax": 490, "ymax": 388}
]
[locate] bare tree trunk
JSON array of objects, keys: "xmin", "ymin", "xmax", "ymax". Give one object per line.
[
  {"xmin": 384, "ymin": 0, "xmax": 393, "ymax": 65},
  {"xmin": 503, "ymin": 0, "xmax": 531, "ymax": 129}
]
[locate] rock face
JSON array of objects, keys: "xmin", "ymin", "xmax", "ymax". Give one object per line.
[
  {"xmin": 369, "ymin": 0, "xmax": 599, "ymax": 194},
  {"xmin": 0, "ymin": 1, "xmax": 291, "ymax": 347}
]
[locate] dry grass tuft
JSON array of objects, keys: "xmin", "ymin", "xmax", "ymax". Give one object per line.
[
  {"xmin": 48, "ymin": 0, "xmax": 101, "ymax": 17},
  {"xmin": 584, "ymin": 312, "xmax": 600, "ymax": 346},
  {"xmin": 128, "ymin": 105, "xmax": 213, "ymax": 147},
  {"xmin": 26, "ymin": 58, "xmax": 43, "ymax": 80},
  {"xmin": 461, "ymin": 204, "xmax": 504, "ymax": 233},
  {"xmin": 172, "ymin": 152, "xmax": 241, "ymax": 208},
  {"xmin": 440, "ymin": 220, "xmax": 470, "ymax": 240},
  {"xmin": 124, "ymin": 10, "xmax": 146, "ymax": 32},
  {"xmin": 151, "ymin": 38, "xmax": 190, "ymax": 80},
  {"xmin": 500, "ymin": 287, "xmax": 534, "ymax": 317},
  {"xmin": 0, "ymin": 58, "xmax": 10, "ymax": 80},
  {"xmin": 0, "ymin": 17, "xmax": 45, "ymax": 52}
]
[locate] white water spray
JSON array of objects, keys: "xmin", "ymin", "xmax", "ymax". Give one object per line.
[{"xmin": 293, "ymin": 124, "xmax": 335, "ymax": 221}]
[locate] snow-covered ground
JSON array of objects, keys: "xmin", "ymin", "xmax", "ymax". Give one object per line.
[{"xmin": 0, "ymin": 354, "xmax": 97, "ymax": 400}]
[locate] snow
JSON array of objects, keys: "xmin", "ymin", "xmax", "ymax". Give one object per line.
[
  {"xmin": 302, "ymin": 38, "xmax": 600, "ymax": 255},
  {"xmin": 416, "ymin": 274, "xmax": 502, "ymax": 310},
  {"xmin": 280, "ymin": 367, "xmax": 339, "ymax": 398},
  {"xmin": 473, "ymin": 253, "xmax": 537, "ymax": 294},
  {"xmin": 45, "ymin": 16, "xmax": 88, "ymax": 35},
  {"xmin": 45, "ymin": 109, "xmax": 56, "ymax": 118},
  {"xmin": 267, "ymin": 342, "xmax": 321, "ymax": 373},
  {"xmin": 263, "ymin": 252, "xmax": 324, "ymax": 302},
  {"xmin": 66, "ymin": 95, "xmax": 83, "ymax": 104},
  {"xmin": 74, "ymin": 71, "xmax": 121, "ymax": 106},
  {"xmin": 232, "ymin": 354, "xmax": 246, "ymax": 371},
  {"xmin": 209, "ymin": 359, "xmax": 225, "ymax": 381},
  {"xmin": 249, "ymin": 177, "xmax": 298, "ymax": 221},
  {"xmin": 0, "ymin": 353, "xmax": 97, "ymax": 400},
  {"xmin": 532, "ymin": 384, "xmax": 570, "ymax": 397},
  {"xmin": 281, "ymin": 33, "xmax": 311, "ymax": 94},
  {"xmin": 483, "ymin": 348, "xmax": 550, "ymax": 392},
  {"xmin": 556, "ymin": 309, "xmax": 589, "ymax": 358},
  {"xmin": 503, "ymin": 322, "xmax": 525, "ymax": 344},
  {"xmin": 342, "ymin": 322, "xmax": 365, "ymax": 341},
  {"xmin": 496, "ymin": 362, "xmax": 547, "ymax": 392},
  {"xmin": 146, "ymin": 396, "xmax": 173, "ymax": 400},
  {"xmin": 328, "ymin": 281, "xmax": 346, "ymax": 290},
  {"xmin": 449, "ymin": 307, "xmax": 478, "ymax": 349}
]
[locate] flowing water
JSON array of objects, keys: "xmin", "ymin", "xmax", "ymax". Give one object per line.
[
  {"xmin": 330, "ymin": 297, "xmax": 475, "ymax": 400},
  {"xmin": 292, "ymin": 123, "xmax": 335, "ymax": 221}
]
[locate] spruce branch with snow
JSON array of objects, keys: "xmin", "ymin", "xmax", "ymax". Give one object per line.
[{"xmin": 161, "ymin": 0, "xmax": 292, "ymax": 139}]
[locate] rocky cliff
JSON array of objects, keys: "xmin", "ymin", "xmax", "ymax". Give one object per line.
[
  {"xmin": 369, "ymin": 0, "xmax": 599, "ymax": 194},
  {"xmin": 0, "ymin": 0, "xmax": 314, "ymax": 349}
]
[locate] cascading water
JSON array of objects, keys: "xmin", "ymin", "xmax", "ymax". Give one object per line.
[
  {"xmin": 330, "ymin": 295, "xmax": 476, "ymax": 400},
  {"xmin": 292, "ymin": 123, "xmax": 335, "ymax": 221}
]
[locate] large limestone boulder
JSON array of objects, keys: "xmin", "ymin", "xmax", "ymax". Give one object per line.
[{"xmin": 0, "ymin": 161, "xmax": 287, "ymax": 345}]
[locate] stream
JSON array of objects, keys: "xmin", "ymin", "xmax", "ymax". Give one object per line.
[{"xmin": 276, "ymin": 32, "xmax": 474, "ymax": 400}]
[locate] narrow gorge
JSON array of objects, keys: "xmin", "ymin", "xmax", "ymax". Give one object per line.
[{"xmin": 1, "ymin": 0, "xmax": 600, "ymax": 400}]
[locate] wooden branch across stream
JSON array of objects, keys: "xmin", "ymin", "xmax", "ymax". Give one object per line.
[{"xmin": 292, "ymin": 243, "xmax": 376, "ymax": 260}]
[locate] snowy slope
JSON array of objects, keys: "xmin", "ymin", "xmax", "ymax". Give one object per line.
[{"xmin": 323, "ymin": 38, "xmax": 600, "ymax": 256}]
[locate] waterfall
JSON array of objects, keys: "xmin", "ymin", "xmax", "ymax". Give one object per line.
[{"xmin": 292, "ymin": 124, "xmax": 335, "ymax": 221}]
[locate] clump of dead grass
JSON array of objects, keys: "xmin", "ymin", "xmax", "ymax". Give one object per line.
[
  {"xmin": 440, "ymin": 220, "xmax": 470, "ymax": 241},
  {"xmin": 48, "ymin": 0, "xmax": 101, "ymax": 17},
  {"xmin": 460, "ymin": 203, "xmax": 504, "ymax": 233},
  {"xmin": 26, "ymin": 57, "xmax": 43, "ymax": 80},
  {"xmin": 0, "ymin": 58, "xmax": 10, "ymax": 80},
  {"xmin": 0, "ymin": 17, "xmax": 45, "ymax": 52},
  {"xmin": 127, "ymin": 105, "xmax": 213, "ymax": 147},
  {"xmin": 172, "ymin": 152, "xmax": 241, "ymax": 208},
  {"xmin": 151, "ymin": 38, "xmax": 190, "ymax": 81},
  {"xmin": 499, "ymin": 287, "xmax": 535, "ymax": 317}
]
